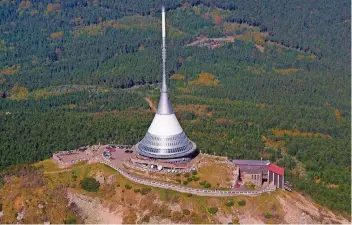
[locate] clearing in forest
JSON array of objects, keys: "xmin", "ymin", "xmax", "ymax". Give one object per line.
[{"xmin": 188, "ymin": 72, "xmax": 220, "ymax": 87}]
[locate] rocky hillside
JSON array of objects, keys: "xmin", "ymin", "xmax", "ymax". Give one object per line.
[{"xmin": 0, "ymin": 161, "xmax": 349, "ymax": 224}]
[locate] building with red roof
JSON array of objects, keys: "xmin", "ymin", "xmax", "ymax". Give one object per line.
[
  {"xmin": 232, "ymin": 159, "xmax": 285, "ymax": 190},
  {"xmin": 268, "ymin": 163, "xmax": 285, "ymax": 189},
  {"xmin": 268, "ymin": 163, "xmax": 285, "ymax": 175}
]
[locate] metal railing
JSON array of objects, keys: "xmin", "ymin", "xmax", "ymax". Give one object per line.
[{"xmin": 98, "ymin": 160, "xmax": 276, "ymax": 197}]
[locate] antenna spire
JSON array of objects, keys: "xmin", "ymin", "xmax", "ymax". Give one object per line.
[
  {"xmin": 156, "ymin": 6, "xmax": 174, "ymax": 115},
  {"xmin": 161, "ymin": 6, "xmax": 167, "ymax": 93}
]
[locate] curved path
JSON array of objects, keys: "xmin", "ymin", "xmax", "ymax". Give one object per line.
[
  {"xmin": 144, "ymin": 97, "xmax": 156, "ymax": 112},
  {"xmin": 99, "ymin": 160, "xmax": 276, "ymax": 197}
]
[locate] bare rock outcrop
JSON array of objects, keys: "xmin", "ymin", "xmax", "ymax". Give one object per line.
[{"xmin": 67, "ymin": 191, "xmax": 123, "ymax": 224}]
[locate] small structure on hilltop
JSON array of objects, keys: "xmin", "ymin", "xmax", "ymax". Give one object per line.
[{"xmin": 232, "ymin": 159, "xmax": 285, "ymax": 189}]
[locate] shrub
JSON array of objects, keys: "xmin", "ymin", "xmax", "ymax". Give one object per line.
[
  {"xmin": 80, "ymin": 177, "xmax": 100, "ymax": 192},
  {"xmin": 176, "ymin": 179, "xmax": 181, "ymax": 184},
  {"xmin": 183, "ymin": 209, "xmax": 191, "ymax": 215},
  {"xmin": 238, "ymin": 200, "xmax": 246, "ymax": 206},
  {"xmin": 141, "ymin": 215, "xmax": 150, "ymax": 223},
  {"xmin": 187, "ymin": 177, "xmax": 193, "ymax": 182},
  {"xmin": 225, "ymin": 200, "xmax": 235, "ymax": 207},
  {"xmin": 183, "ymin": 181, "xmax": 188, "ymax": 185},
  {"xmin": 193, "ymin": 176, "xmax": 200, "ymax": 181},
  {"xmin": 176, "ymin": 174, "xmax": 181, "ymax": 177},
  {"xmin": 244, "ymin": 182, "xmax": 256, "ymax": 190},
  {"xmin": 141, "ymin": 187, "xmax": 152, "ymax": 195},
  {"xmin": 125, "ymin": 184, "xmax": 132, "ymax": 189},
  {"xmin": 208, "ymin": 207, "xmax": 218, "ymax": 214},
  {"xmin": 199, "ymin": 181, "xmax": 206, "ymax": 185},
  {"xmin": 171, "ymin": 211, "xmax": 183, "ymax": 220},
  {"xmin": 133, "ymin": 189, "xmax": 140, "ymax": 193},
  {"xmin": 192, "ymin": 171, "xmax": 198, "ymax": 175},
  {"xmin": 184, "ymin": 173, "xmax": 190, "ymax": 178},
  {"xmin": 64, "ymin": 218, "xmax": 77, "ymax": 224},
  {"xmin": 71, "ymin": 175, "xmax": 77, "ymax": 181},
  {"xmin": 186, "ymin": 193, "xmax": 192, "ymax": 197},
  {"xmin": 204, "ymin": 183, "xmax": 211, "ymax": 188},
  {"xmin": 264, "ymin": 213, "xmax": 272, "ymax": 219}
]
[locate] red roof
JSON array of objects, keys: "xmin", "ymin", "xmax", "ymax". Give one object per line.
[{"xmin": 268, "ymin": 163, "xmax": 284, "ymax": 176}]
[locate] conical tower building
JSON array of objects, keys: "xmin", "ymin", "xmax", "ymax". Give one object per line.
[{"xmin": 135, "ymin": 7, "xmax": 197, "ymax": 163}]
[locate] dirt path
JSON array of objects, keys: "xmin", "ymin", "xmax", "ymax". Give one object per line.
[
  {"xmin": 186, "ymin": 36, "xmax": 308, "ymax": 55},
  {"xmin": 254, "ymin": 44, "xmax": 265, "ymax": 53},
  {"xmin": 43, "ymin": 164, "xmax": 87, "ymax": 175},
  {"xmin": 44, "ymin": 169, "xmax": 72, "ymax": 174},
  {"xmin": 144, "ymin": 97, "xmax": 156, "ymax": 112},
  {"xmin": 186, "ymin": 36, "xmax": 235, "ymax": 49},
  {"xmin": 266, "ymin": 40, "xmax": 306, "ymax": 53}
]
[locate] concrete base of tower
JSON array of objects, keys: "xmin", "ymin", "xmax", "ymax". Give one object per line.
[
  {"xmin": 136, "ymin": 148, "xmax": 199, "ymax": 164},
  {"xmin": 126, "ymin": 143, "xmax": 200, "ymax": 173},
  {"xmin": 135, "ymin": 140, "xmax": 198, "ymax": 161}
]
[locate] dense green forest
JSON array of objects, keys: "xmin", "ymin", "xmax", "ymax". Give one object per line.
[{"xmin": 0, "ymin": 0, "xmax": 350, "ymax": 215}]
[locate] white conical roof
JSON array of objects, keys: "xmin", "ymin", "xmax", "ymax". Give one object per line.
[
  {"xmin": 147, "ymin": 91, "xmax": 183, "ymax": 136},
  {"xmin": 148, "ymin": 112, "xmax": 183, "ymax": 136}
]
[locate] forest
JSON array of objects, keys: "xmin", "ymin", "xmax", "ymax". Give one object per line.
[{"xmin": 0, "ymin": 0, "xmax": 350, "ymax": 215}]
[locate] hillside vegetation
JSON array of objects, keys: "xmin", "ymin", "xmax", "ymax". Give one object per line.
[
  {"xmin": 0, "ymin": 0, "xmax": 350, "ymax": 216},
  {"xmin": 0, "ymin": 162, "xmax": 349, "ymax": 223}
]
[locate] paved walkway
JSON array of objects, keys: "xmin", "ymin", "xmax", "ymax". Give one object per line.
[
  {"xmin": 53, "ymin": 146, "xmax": 276, "ymax": 197},
  {"xmin": 99, "ymin": 159, "xmax": 276, "ymax": 197}
]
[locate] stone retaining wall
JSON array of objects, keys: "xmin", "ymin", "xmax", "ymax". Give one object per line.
[{"xmin": 53, "ymin": 150, "xmax": 89, "ymax": 168}]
